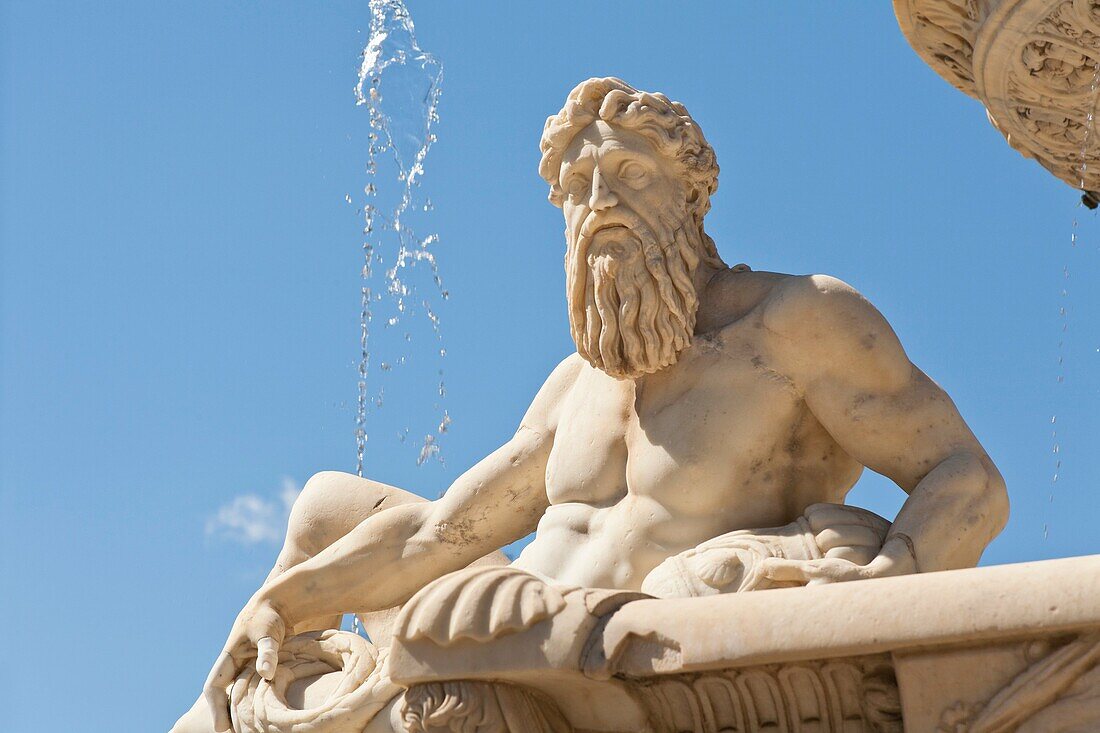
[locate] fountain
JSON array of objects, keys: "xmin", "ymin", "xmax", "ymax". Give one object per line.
[{"xmin": 169, "ymin": 8, "xmax": 1100, "ymax": 733}]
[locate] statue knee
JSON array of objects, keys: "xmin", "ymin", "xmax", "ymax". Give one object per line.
[
  {"xmin": 287, "ymin": 471, "xmax": 356, "ymax": 557},
  {"xmin": 288, "ymin": 472, "xmax": 424, "ymax": 558}
]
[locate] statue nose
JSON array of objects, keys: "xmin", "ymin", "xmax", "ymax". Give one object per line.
[{"xmin": 588, "ymin": 168, "xmax": 618, "ymax": 211}]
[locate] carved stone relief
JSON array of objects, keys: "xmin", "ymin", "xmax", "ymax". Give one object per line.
[
  {"xmin": 937, "ymin": 633, "xmax": 1100, "ymax": 732},
  {"xmin": 631, "ymin": 655, "xmax": 902, "ymax": 733},
  {"xmin": 895, "ymin": 0, "xmax": 985, "ymax": 95},
  {"xmin": 401, "ymin": 681, "xmax": 574, "ymax": 733},
  {"xmin": 895, "ymin": 0, "xmax": 1100, "ymax": 191}
]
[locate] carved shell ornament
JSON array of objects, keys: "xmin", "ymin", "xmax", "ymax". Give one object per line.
[
  {"xmin": 395, "ymin": 566, "xmax": 567, "ymax": 646},
  {"xmin": 895, "ymin": 0, "xmax": 1100, "ymax": 198}
]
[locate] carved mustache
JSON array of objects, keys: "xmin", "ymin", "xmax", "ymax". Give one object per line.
[
  {"xmin": 576, "ymin": 204, "xmax": 691, "ymax": 247},
  {"xmin": 578, "ymin": 208, "xmax": 648, "ymax": 241}
]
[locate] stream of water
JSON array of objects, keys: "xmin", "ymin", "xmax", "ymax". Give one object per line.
[{"xmin": 352, "ymin": 0, "xmax": 448, "ymax": 478}]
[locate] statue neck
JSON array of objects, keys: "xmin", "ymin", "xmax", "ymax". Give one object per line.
[{"xmin": 693, "ymin": 261, "xmax": 721, "ymax": 301}]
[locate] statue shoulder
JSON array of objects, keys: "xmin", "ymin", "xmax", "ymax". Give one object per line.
[
  {"xmin": 759, "ymin": 274, "xmax": 911, "ymax": 387},
  {"xmin": 760, "ymin": 273, "xmax": 880, "ymax": 336},
  {"xmin": 519, "ymin": 353, "xmax": 586, "ymax": 435}
]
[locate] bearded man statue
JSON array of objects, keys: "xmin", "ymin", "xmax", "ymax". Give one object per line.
[
  {"xmin": 541, "ymin": 78, "xmax": 727, "ymax": 379},
  {"xmin": 171, "ymin": 78, "xmax": 1007, "ymax": 733}
]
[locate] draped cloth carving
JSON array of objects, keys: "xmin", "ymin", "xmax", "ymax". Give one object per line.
[{"xmin": 640, "ymin": 517, "xmax": 826, "ymax": 598}]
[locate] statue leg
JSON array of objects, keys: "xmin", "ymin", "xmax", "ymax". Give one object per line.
[
  {"xmin": 274, "ymin": 471, "xmax": 506, "ymax": 636},
  {"xmin": 270, "ymin": 471, "xmax": 431, "ymax": 633}
]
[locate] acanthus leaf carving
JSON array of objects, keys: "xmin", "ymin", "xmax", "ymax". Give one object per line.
[{"xmin": 401, "ymin": 680, "xmax": 574, "ymax": 733}]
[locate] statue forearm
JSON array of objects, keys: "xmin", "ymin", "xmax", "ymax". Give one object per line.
[
  {"xmin": 261, "ymin": 501, "xmax": 476, "ymax": 628},
  {"xmin": 886, "ymin": 451, "xmax": 1008, "ymax": 573},
  {"xmin": 259, "ymin": 430, "xmax": 551, "ymax": 627}
]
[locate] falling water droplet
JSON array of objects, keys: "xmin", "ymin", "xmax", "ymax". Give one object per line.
[
  {"xmin": 1048, "ymin": 62, "xmax": 1100, "ymax": 526},
  {"xmin": 417, "ymin": 434, "xmax": 439, "ymax": 465}
]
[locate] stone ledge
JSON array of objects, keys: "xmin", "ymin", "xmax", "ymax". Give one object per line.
[
  {"xmin": 386, "ymin": 556, "xmax": 1100, "ymax": 731},
  {"xmin": 599, "ymin": 555, "xmax": 1100, "ymax": 677}
]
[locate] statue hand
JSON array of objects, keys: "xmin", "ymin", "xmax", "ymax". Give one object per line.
[
  {"xmin": 203, "ymin": 593, "xmax": 287, "ymax": 732},
  {"xmin": 759, "ymin": 503, "xmax": 900, "ymax": 586},
  {"xmin": 762, "ymin": 532, "xmax": 918, "ymax": 586},
  {"xmin": 802, "ymin": 502, "xmax": 890, "ymax": 566},
  {"xmin": 760, "ymin": 554, "xmax": 896, "ymax": 585}
]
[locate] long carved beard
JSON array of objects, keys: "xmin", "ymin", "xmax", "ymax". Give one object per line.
[{"xmin": 565, "ymin": 206, "xmax": 704, "ymax": 379}]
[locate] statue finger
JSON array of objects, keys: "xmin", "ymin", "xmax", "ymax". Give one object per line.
[
  {"xmin": 815, "ymin": 525, "xmax": 883, "ymax": 552},
  {"xmin": 825, "ymin": 545, "xmax": 878, "ymax": 565},
  {"xmin": 256, "ymin": 636, "xmax": 280, "ymax": 680},
  {"xmin": 760, "ymin": 557, "xmax": 815, "ymax": 583},
  {"xmin": 813, "ymin": 557, "xmax": 872, "ymax": 584},
  {"xmin": 804, "ymin": 503, "xmax": 890, "ymax": 537},
  {"xmin": 203, "ymin": 652, "xmax": 236, "ymax": 732}
]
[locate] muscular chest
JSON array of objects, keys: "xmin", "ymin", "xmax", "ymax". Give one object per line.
[{"xmin": 545, "ymin": 331, "xmax": 805, "ymax": 515}]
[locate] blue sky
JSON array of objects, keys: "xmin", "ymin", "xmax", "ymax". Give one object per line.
[{"xmin": 2, "ymin": 2, "xmax": 1099, "ymax": 731}]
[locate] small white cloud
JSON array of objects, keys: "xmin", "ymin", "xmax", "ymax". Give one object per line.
[{"xmin": 206, "ymin": 477, "xmax": 301, "ymax": 545}]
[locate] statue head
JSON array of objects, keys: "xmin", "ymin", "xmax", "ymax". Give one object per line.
[{"xmin": 539, "ymin": 77, "xmax": 726, "ymax": 379}]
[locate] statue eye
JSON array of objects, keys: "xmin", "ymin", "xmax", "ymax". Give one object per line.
[
  {"xmin": 618, "ymin": 160, "xmax": 647, "ymax": 185},
  {"xmin": 565, "ymin": 175, "xmax": 590, "ymax": 198}
]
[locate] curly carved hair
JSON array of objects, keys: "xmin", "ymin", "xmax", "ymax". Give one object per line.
[{"xmin": 538, "ymin": 77, "xmax": 719, "ymax": 225}]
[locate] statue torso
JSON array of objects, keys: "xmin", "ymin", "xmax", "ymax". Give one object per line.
[{"xmin": 513, "ymin": 274, "xmax": 864, "ymax": 589}]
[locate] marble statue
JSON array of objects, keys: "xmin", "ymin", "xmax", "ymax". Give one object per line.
[{"xmin": 172, "ymin": 77, "xmax": 1018, "ymax": 733}]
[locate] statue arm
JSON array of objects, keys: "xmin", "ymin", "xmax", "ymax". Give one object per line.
[
  {"xmin": 202, "ymin": 356, "xmax": 580, "ymax": 730},
  {"xmin": 265, "ymin": 356, "xmax": 583, "ymax": 624},
  {"xmin": 761, "ymin": 275, "xmax": 1009, "ymax": 579},
  {"xmin": 266, "ymin": 423, "xmax": 553, "ymax": 624}
]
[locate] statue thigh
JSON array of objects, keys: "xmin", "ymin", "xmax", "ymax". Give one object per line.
[{"xmin": 272, "ymin": 472, "xmax": 429, "ymax": 633}]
